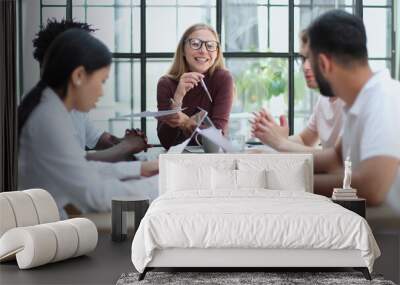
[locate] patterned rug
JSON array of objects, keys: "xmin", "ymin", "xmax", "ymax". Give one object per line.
[{"xmin": 116, "ymin": 271, "xmax": 396, "ymax": 285}]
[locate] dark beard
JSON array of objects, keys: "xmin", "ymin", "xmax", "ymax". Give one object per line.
[{"xmin": 313, "ymin": 61, "xmax": 335, "ymax": 97}]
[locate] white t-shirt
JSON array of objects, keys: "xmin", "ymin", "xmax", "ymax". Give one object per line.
[
  {"xmin": 307, "ymin": 96, "xmax": 345, "ymax": 148},
  {"xmin": 341, "ymin": 69, "xmax": 400, "ymax": 213},
  {"xmin": 70, "ymin": 110, "xmax": 103, "ymax": 150},
  {"xmin": 18, "ymin": 88, "xmax": 159, "ymax": 217}
]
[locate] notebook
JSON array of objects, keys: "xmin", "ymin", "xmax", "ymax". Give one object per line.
[{"xmin": 167, "ymin": 110, "xmax": 208, "ymax": 154}]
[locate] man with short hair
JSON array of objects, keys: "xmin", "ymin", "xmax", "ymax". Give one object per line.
[
  {"xmin": 33, "ymin": 19, "xmax": 149, "ymax": 162},
  {"xmin": 307, "ymin": 10, "xmax": 400, "ymax": 210}
]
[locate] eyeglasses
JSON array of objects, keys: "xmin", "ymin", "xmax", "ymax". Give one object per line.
[
  {"xmin": 186, "ymin": 38, "xmax": 219, "ymax": 52},
  {"xmin": 295, "ymin": 54, "xmax": 308, "ymax": 65}
]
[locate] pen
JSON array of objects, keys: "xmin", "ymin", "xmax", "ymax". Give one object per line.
[{"xmin": 200, "ymin": 78, "xmax": 213, "ymax": 103}]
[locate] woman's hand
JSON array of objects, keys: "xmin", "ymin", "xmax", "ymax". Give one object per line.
[
  {"xmin": 160, "ymin": 111, "xmax": 197, "ymax": 135},
  {"xmin": 163, "ymin": 112, "xmax": 189, "ymax": 128},
  {"xmin": 140, "ymin": 160, "xmax": 159, "ymax": 177},
  {"xmin": 174, "ymin": 72, "xmax": 204, "ymax": 104}
]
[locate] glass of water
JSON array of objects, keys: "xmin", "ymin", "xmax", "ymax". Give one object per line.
[{"xmin": 230, "ymin": 134, "xmax": 246, "ymax": 153}]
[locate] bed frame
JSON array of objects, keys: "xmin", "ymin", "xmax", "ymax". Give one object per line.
[
  {"xmin": 139, "ymin": 248, "xmax": 371, "ymax": 280},
  {"xmin": 149, "ymin": 248, "xmax": 365, "ymax": 268},
  {"xmin": 138, "ymin": 154, "xmax": 372, "ymax": 281}
]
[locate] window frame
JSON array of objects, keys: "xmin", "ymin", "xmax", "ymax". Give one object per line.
[{"xmin": 32, "ymin": 0, "xmax": 396, "ymax": 140}]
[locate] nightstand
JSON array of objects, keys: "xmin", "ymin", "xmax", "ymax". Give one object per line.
[
  {"xmin": 112, "ymin": 196, "xmax": 149, "ymax": 242},
  {"xmin": 332, "ymin": 198, "xmax": 366, "ymax": 218}
]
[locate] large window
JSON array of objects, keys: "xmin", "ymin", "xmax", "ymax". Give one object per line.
[{"xmin": 37, "ymin": 0, "xmax": 396, "ymax": 144}]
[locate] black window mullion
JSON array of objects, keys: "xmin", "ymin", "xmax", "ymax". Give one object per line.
[
  {"xmin": 223, "ymin": 52, "xmax": 290, "ymax": 58},
  {"xmin": 140, "ymin": 0, "xmax": 146, "ymax": 133},
  {"xmin": 66, "ymin": 0, "xmax": 72, "ymax": 21},
  {"xmin": 40, "ymin": 0, "xmax": 43, "ymax": 29},
  {"xmin": 267, "ymin": 0, "xmax": 270, "ymax": 50},
  {"xmin": 175, "ymin": 0, "xmax": 178, "ymax": 42},
  {"xmin": 130, "ymin": 0, "xmax": 134, "ymax": 128},
  {"xmin": 114, "ymin": 1, "xmax": 119, "ymax": 103},
  {"xmin": 390, "ymin": 3, "xmax": 395, "ymax": 78},
  {"xmin": 288, "ymin": 0, "xmax": 294, "ymax": 136},
  {"xmin": 368, "ymin": 57, "xmax": 393, "ymax": 60},
  {"xmin": 355, "ymin": 0, "xmax": 363, "ymax": 18},
  {"xmin": 84, "ymin": 0, "xmax": 87, "ymax": 21},
  {"xmin": 112, "ymin": 53, "xmax": 142, "ymax": 58},
  {"xmin": 216, "ymin": 0, "xmax": 222, "ymax": 36}
]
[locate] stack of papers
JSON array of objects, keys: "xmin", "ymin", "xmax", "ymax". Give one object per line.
[{"xmin": 332, "ymin": 188, "xmax": 358, "ymax": 200}]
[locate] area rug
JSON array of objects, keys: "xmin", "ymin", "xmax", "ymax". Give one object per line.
[{"xmin": 116, "ymin": 271, "xmax": 396, "ymax": 285}]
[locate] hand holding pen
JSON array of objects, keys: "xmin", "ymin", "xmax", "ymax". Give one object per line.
[
  {"xmin": 173, "ymin": 71, "xmax": 212, "ymax": 104},
  {"xmin": 174, "ymin": 72, "xmax": 205, "ymax": 103}
]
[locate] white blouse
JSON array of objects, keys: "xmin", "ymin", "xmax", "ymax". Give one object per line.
[
  {"xmin": 70, "ymin": 110, "xmax": 103, "ymax": 150},
  {"xmin": 18, "ymin": 88, "xmax": 158, "ymax": 216}
]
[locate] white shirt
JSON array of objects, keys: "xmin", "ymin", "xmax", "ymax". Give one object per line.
[
  {"xmin": 307, "ymin": 96, "xmax": 345, "ymax": 148},
  {"xmin": 342, "ymin": 69, "xmax": 400, "ymax": 213},
  {"xmin": 18, "ymin": 88, "xmax": 159, "ymax": 217},
  {"xmin": 70, "ymin": 110, "xmax": 103, "ymax": 149}
]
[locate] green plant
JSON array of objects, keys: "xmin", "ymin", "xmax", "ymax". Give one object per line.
[{"xmin": 234, "ymin": 58, "xmax": 288, "ymax": 112}]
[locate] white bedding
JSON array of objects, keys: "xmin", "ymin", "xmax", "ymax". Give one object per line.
[{"xmin": 131, "ymin": 190, "xmax": 380, "ymax": 273}]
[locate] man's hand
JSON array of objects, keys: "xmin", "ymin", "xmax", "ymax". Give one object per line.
[
  {"xmin": 140, "ymin": 160, "xmax": 159, "ymax": 177},
  {"xmin": 256, "ymin": 109, "xmax": 289, "ymax": 137},
  {"xmin": 251, "ymin": 109, "xmax": 289, "ymax": 149}
]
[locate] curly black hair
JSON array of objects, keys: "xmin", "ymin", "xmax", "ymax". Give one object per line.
[{"xmin": 33, "ymin": 18, "xmax": 96, "ymax": 65}]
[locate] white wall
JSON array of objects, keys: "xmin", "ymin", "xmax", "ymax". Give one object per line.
[{"xmin": 21, "ymin": 0, "xmax": 40, "ymax": 95}]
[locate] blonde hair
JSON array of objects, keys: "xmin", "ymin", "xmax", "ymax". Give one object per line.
[{"xmin": 167, "ymin": 23, "xmax": 225, "ymax": 80}]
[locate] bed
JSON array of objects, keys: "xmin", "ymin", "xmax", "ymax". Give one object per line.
[{"xmin": 131, "ymin": 154, "xmax": 380, "ymax": 280}]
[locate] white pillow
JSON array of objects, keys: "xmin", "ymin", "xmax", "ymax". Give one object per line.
[
  {"xmin": 236, "ymin": 169, "xmax": 268, "ymax": 189},
  {"xmin": 211, "ymin": 169, "xmax": 236, "ymax": 191},
  {"xmin": 267, "ymin": 164, "xmax": 307, "ymax": 191},
  {"xmin": 211, "ymin": 169, "xmax": 268, "ymax": 191},
  {"xmin": 167, "ymin": 162, "xmax": 211, "ymax": 191},
  {"xmin": 237, "ymin": 158, "xmax": 309, "ymax": 192}
]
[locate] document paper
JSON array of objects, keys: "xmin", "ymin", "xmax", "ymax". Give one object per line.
[
  {"xmin": 196, "ymin": 127, "xmax": 237, "ymax": 153},
  {"xmin": 119, "ymin": 108, "xmax": 186, "ymax": 118}
]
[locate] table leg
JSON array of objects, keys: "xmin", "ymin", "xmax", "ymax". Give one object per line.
[{"xmin": 112, "ymin": 201, "xmax": 123, "ymax": 242}]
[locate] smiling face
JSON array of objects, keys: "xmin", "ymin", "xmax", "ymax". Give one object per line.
[
  {"xmin": 72, "ymin": 65, "xmax": 110, "ymax": 112},
  {"xmin": 184, "ymin": 29, "xmax": 219, "ymax": 74}
]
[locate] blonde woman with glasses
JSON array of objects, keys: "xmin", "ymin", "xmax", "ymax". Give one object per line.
[{"xmin": 157, "ymin": 23, "xmax": 234, "ymax": 149}]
